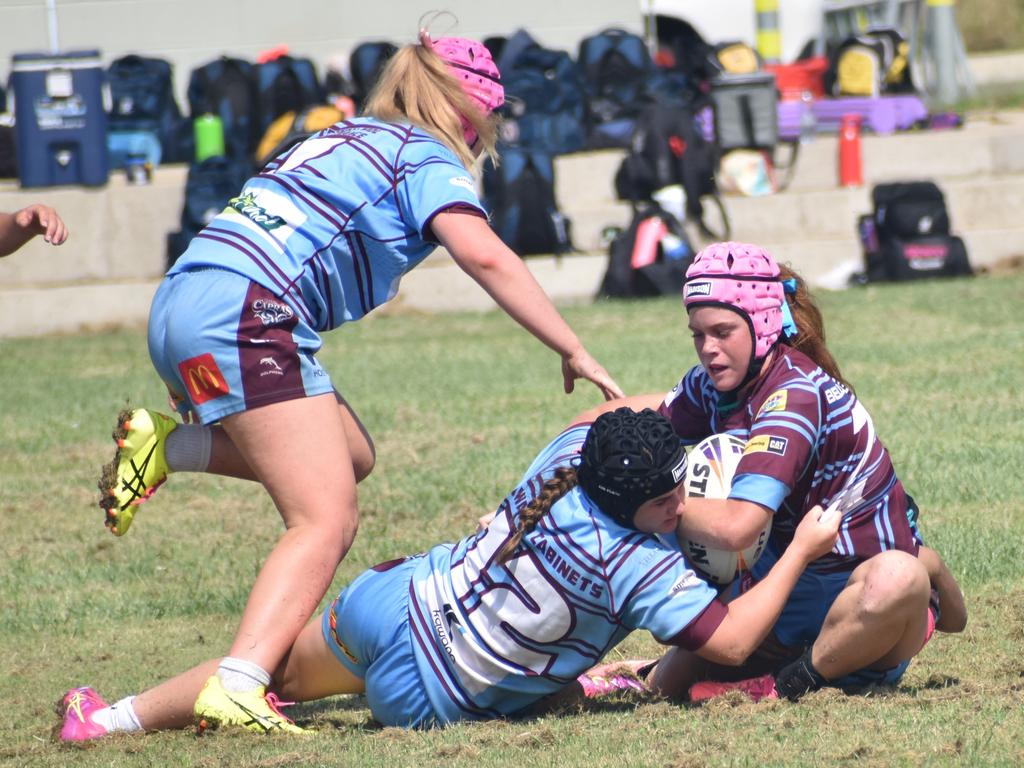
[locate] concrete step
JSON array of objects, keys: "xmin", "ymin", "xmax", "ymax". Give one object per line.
[
  {"xmin": 3, "ymin": 110, "xmax": 1024, "ymax": 338},
  {"xmin": 554, "ymin": 110, "xmax": 1024, "ymax": 253}
]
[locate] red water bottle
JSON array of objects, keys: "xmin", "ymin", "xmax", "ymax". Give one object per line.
[{"xmin": 838, "ymin": 114, "xmax": 863, "ymax": 187}]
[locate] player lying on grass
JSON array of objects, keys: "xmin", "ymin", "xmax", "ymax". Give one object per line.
[
  {"xmin": 577, "ymin": 242, "xmax": 967, "ymax": 702},
  {"xmin": 59, "ymin": 408, "xmax": 840, "ymax": 739}
]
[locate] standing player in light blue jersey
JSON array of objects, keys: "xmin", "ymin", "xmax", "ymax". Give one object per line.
[
  {"xmin": 90, "ymin": 29, "xmax": 622, "ymax": 733},
  {"xmin": 579, "ymin": 242, "xmax": 966, "ymax": 703},
  {"xmin": 60, "ymin": 408, "xmax": 840, "ymax": 739}
]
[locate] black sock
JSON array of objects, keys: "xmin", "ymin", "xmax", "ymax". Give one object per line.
[{"xmin": 774, "ymin": 648, "xmax": 827, "ymax": 701}]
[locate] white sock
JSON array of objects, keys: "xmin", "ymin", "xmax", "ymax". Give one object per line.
[
  {"xmin": 164, "ymin": 424, "xmax": 212, "ymax": 473},
  {"xmin": 90, "ymin": 695, "xmax": 142, "ymax": 733},
  {"xmin": 217, "ymin": 657, "xmax": 271, "ymax": 693}
]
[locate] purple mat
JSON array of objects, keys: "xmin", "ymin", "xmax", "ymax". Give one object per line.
[{"xmin": 700, "ymin": 95, "xmax": 930, "ymax": 143}]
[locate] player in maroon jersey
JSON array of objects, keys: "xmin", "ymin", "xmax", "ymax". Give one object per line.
[{"xmin": 577, "ymin": 241, "xmax": 966, "ymax": 702}]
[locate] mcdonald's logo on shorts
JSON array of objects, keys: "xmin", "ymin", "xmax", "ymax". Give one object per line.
[{"xmin": 178, "ymin": 353, "xmax": 230, "ymax": 405}]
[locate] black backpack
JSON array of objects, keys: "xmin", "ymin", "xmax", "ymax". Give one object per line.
[
  {"xmin": 482, "ymin": 148, "xmax": 573, "ymax": 256},
  {"xmin": 614, "ymin": 101, "xmax": 729, "ymax": 239},
  {"xmin": 873, "ymin": 181, "xmax": 950, "ymax": 239},
  {"xmin": 253, "ymin": 55, "xmax": 323, "ymax": 138},
  {"xmin": 856, "ymin": 181, "xmax": 972, "ymax": 282},
  {"xmin": 166, "ymin": 155, "xmax": 252, "ymax": 268},
  {"xmin": 187, "ymin": 57, "xmax": 260, "ymax": 160},
  {"xmin": 654, "ymin": 14, "xmax": 716, "ymax": 101},
  {"xmin": 599, "ymin": 201, "xmax": 694, "ymax": 298},
  {"xmin": 107, "ymin": 54, "xmax": 188, "ymax": 162}
]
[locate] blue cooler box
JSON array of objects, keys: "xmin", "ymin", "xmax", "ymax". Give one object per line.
[{"xmin": 11, "ymin": 50, "xmax": 109, "ymax": 187}]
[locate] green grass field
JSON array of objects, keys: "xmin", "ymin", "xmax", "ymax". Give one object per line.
[{"xmin": 2, "ymin": 272, "xmax": 1022, "ymax": 767}]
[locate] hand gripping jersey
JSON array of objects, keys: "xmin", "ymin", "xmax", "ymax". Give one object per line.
[
  {"xmin": 660, "ymin": 345, "xmax": 920, "ymax": 572},
  {"xmin": 169, "ymin": 117, "xmax": 486, "ymax": 331},
  {"xmin": 407, "ymin": 424, "xmax": 724, "ymax": 724}
]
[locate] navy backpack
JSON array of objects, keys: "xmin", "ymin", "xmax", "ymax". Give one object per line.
[
  {"xmin": 349, "ymin": 41, "xmax": 398, "ymax": 109},
  {"xmin": 107, "ymin": 54, "xmax": 189, "ymax": 162},
  {"xmin": 576, "ymin": 28, "xmax": 655, "ymax": 148},
  {"xmin": 253, "ymin": 55, "xmax": 323, "ymax": 137},
  {"xmin": 498, "ymin": 39, "xmax": 586, "ymax": 155}
]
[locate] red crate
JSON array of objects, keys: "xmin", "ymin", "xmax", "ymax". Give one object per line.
[{"xmin": 765, "ymin": 56, "xmax": 829, "ymax": 100}]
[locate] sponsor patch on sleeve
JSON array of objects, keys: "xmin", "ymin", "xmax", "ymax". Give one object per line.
[
  {"xmin": 756, "ymin": 389, "xmax": 788, "ymax": 418},
  {"xmin": 449, "ymin": 175, "xmax": 476, "ymax": 192},
  {"xmin": 743, "ymin": 434, "xmax": 789, "ymax": 456}
]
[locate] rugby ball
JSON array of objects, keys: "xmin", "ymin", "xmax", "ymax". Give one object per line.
[{"xmin": 681, "ymin": 433, "xmax": 772, "ymax": 586}]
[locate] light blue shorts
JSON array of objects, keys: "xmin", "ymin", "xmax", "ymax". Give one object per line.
[
  {"xmin": 747, "ymin": 541, "xmax": 912, "ymax": 688},
  {"xmin": 147, "ymin": 269, "xmax": 335, "ymax": 424},
  {"xmin": 321, "ymin": 556, "xmax": 440, "ymax": 728}
]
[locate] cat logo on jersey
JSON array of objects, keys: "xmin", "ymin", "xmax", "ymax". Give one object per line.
[
  {"xmin": 756, "ymin": 389, "xmax": 788, "ymax": 419},
  {"xmin": 227, "ymin": 193, "xmax": 285, "ymax": 231},
  {"xmin": 744, "ymin": 434, "xmax": 789, "ymax": 456}
]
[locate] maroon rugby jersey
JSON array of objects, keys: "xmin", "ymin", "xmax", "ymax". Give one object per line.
[{"xmin": 660, "ymin": 346, "xmax": 920, "ymax": 573}]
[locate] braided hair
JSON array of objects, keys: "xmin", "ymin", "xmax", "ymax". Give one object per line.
[{"xmin": 496, "ymin": 467, "xmax": 578, "ymax": 564}]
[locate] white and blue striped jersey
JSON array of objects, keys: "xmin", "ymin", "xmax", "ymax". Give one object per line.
[
  {"xmin": 407, "ymin": 424, "xmax": 725, "ymax": 724},
  {"xmin": 168, "ymin": 117, "xmax": 486, "ymax": 331}
]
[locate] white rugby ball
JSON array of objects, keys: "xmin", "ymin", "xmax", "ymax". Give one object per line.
[{"xmin": 681, "ymin": 433, "xmax": 772, "ymax": 586}]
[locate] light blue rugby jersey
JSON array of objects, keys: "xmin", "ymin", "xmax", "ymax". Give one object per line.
[
  {"xmin": 408, "ymin": 424, "xmax": 722, "ymax": 724},
  {"xmin": 168, "ymin": 117, "xmax": 485, "ymax": 331}
]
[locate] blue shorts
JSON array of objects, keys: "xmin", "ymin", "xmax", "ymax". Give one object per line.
[
  {"xmin": 746, "ymin": 541, "xmax": 911, "ymax": 688},
  {"xmin": 147, "ymin": 269, "xmax": 336, "ymax": 424},
  {"xmin": 321, "ymin": 556, "xmax": 440, "ymax": 728}
]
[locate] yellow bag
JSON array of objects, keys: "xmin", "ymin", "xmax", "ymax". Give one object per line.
[
  {"xmin": 836, "ymin": 45, "xmax": 883, "ymax": 96},
  {"xmin": 255, "ymin": 105, "xmax": 345, "ymax": 164},
  {"xmin": 713, "ymin": 42, "xmax": 762, "ymax": 75}
]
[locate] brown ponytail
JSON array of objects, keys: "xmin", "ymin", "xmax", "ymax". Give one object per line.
[
  {"xmin": 778, "ymin": 265, "xmax": 853, "ymax": 393},
  {"xmin": 496, "ymin": 467, "xmax": 578, "ymax": 564}
]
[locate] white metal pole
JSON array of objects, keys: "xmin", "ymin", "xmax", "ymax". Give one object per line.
[
  {"xmin": 46, "ymin": 0, "xmax": 60, "ymax": 53},
  {"xmin": 927, "ymin": 0, "xmax": 960, "ymax": 105}
]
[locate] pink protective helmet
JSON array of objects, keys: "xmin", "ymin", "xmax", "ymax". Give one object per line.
[
  {"xmin": 422, "ymin": 32, "xmax": 504, "ymax": 116},
  {"xmin": 682, "ymin": 241, "xmax": 785, "ymax": 359}
]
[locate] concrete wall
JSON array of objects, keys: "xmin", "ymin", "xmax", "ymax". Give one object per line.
[{"xmin": 0, "ymin": 0, "xmax": 644, "ymax": 108}]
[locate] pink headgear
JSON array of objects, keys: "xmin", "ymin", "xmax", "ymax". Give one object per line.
[
  {"xmin": 683, "ymin": 242, "xmax": 784, "ymax": 359},
  {"xmin": 420, "ymin": 31, "xmax": 504, "ymax": 144}
]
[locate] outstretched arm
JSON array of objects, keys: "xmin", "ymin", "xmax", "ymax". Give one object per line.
[
  {"xmin": 433, "ymin": 212, "xmax": 623, "ymax": 401},
  {"xmin": 0, "ymin": 205, "xmax": 68, "ymax": 256}
]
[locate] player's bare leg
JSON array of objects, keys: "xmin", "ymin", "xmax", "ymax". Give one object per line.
[{"xmin": 808, "ymin": 550, "xmax": 932, "ymax": 679}]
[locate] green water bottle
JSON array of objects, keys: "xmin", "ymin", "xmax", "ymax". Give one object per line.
[{"xmin": 193, "ymin": 113, "xmax": 225, "ymax": 162}]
